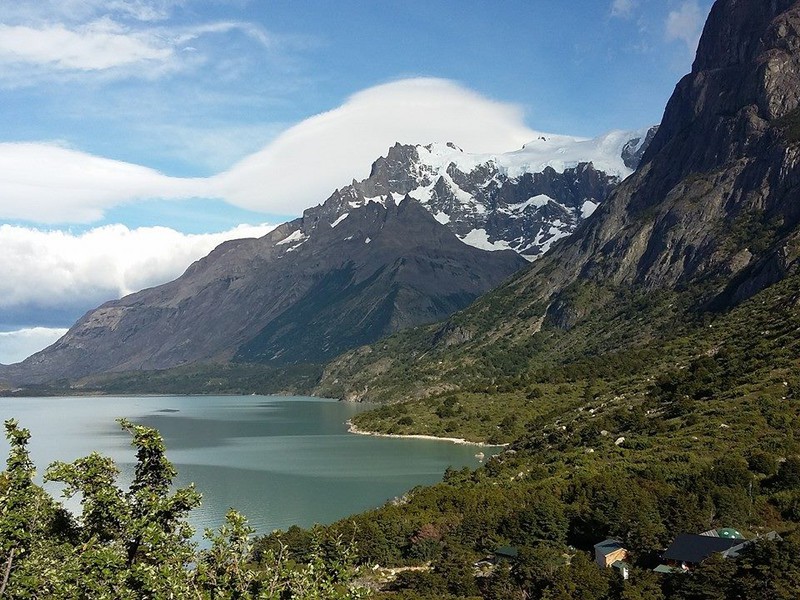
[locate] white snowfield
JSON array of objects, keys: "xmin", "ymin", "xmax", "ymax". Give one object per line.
[
  {"xmin": 415, "ymin": 127, "xmax": 651, "ymax": 181},
  {"xmin": 402, "ymin": 127, "xmax": 651, "ymax": 257}
]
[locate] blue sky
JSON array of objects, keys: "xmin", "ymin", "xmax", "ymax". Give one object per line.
[{"xmin": 0, "ymin": 0, "xmax": 714, "ymax": 362}]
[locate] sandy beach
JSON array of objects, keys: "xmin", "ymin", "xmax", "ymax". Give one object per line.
[{"xmin": 347, "ymin": 420, "xmax": 507, "ymax": 448}]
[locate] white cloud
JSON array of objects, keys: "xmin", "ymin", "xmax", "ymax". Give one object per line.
[
  {"xmin": 610, "ymin": 0, "xmax": 637, "ymax": 18},
  {"xmin": 0, "ymin": 78, "xmax": 536, "ymax": 221},
  {"xmin": 0, "ymin": 18, "xmax": 276, "ymax": 78},
  {"xmin": 0, "ymin": 0, "xmax": 184, "ymax": 24},
  {"xmin": 666, "ymin": 1, "xmax": 705, "ymax": 52},
  {"xmin": 0, "ymin": 222, "xmax": 274, "ymax": 315},
  {"xmin": 0, "ymin": 327, "xmax": 67, "ymax": 365},
  {"xmin": 0, "ymin": 142, "xmax": 204, "ymax": 223},
  {"xmin": 210, "ymin": 78, "xmax": 537, "ymax": 214},
  {"xmin": 0, "ymin": 19, "xmax": 173, "ymax": 71}
]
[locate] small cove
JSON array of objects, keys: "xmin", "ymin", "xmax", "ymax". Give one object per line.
[{"xmin": 0, "ymin": 395, "xmax": 498, "ymax": 537}]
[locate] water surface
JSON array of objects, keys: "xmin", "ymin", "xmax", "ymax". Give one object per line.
[{"xmin": 0, "ymin": 395, "xmax": 493, "ymax": 536}]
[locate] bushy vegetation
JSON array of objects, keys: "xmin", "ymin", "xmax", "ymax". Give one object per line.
[
  {"xmin": 0, "ymin": 419, "xmax": 366, "ymax": 599},
  {"xmin": 260, "ymin": 273, "xmax": 800, "ymax": 598},
  {"xmin": 5, "ymin": 251, "xmax": 800, "ymax": 598}
]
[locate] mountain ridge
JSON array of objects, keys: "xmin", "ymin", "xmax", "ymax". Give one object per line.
[
  {"xmin": 313, "ymin": 0, "xmax": 800, "ymax": 404},
  {"xmin": 0, "ymin": 125, "xmax": 655, "ymax": 387},
  {"xmin": 0, "ymin": 196, "xmax": 526, "ymax": 385}
]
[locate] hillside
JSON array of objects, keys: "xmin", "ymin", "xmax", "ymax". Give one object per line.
[
  {"xmin": 1, "ymin": 198, "xmax": 525, "ymax": 385},
  {"xmin": 258, "ymin": 4, "xmax": 800, "ymax": 598},
  {"xmin": 0, "ymin": 125, "xmax": 653, "ymax": 389},
  {"xmin": 315, "ymin": 0, "xmax": 800, "ymax": 407},
  {"xmin": 290, "ymin": 268, "xmax": 800, "ymax": 598}
]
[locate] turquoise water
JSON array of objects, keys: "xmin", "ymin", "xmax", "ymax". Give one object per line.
[{"xmin": 0, "ymin": 395, "xmax": 493, "ymax": 537}]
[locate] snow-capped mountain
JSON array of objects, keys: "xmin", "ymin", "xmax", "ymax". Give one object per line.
[
  {"xmin": 321, "ymin": 126, "xmax": 658, "ymax": 259},
  {"xmin": 0, "ymin": 125, "xmax": 656, "ymax": 387}
]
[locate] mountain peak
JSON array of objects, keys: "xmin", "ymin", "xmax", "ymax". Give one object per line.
[
  {"xmin": 334, "ymin": 128, "xmax": 657, "ymax": 260},
  {"xmin": 693, "ymin": 0, "xmax": 797, "ymax": 75},
  {"xmin": 533, "ymin": 0, "xmax": 800, "ymax": 305}
]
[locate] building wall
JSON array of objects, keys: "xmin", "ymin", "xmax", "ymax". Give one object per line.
[{"xmin": 600, "ymin": 548, "xmax": 628, "ymax": 568}]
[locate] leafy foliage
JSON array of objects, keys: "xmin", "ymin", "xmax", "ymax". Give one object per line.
[{"xmin": 0, "ymin": 419, "xmax": 367, "ymax": 599}]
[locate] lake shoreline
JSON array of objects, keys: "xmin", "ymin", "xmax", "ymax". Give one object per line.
[{"xmin": 346, "ymin": 420, "xmax": 507, "ymax": 448}]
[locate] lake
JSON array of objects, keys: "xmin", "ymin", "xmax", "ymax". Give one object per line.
[{"xmin": 0, "ymin": 395, "xmax": 494, "ymax": 539}]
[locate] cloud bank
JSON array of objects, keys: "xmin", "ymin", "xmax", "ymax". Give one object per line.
[
  {"xmin": 0, "ymin": 222, "xmax": 274, "ymax": 316},
  {"xmin": 0, "ymin": 78, "xmax": 536, "ymax": 222},
  {"xmin": 0, "ymin": 143, "xmax": 203, "ymax": 223}
]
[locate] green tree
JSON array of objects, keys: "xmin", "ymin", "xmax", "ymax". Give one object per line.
[
  {"xmin": 2, "ymin": 420, "xmax": 368, "ymax": 599},
  {"xmin": 195, "ymin": 510, "xmax": 263, "ymax": 598},
  {"xmin": 0, "ymin": 420, "xmax": 76, "ymax": 598}
]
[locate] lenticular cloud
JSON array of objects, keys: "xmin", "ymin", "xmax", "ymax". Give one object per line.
[
  {"xmin": 209, "ymin": 78, "xmax": 537, "ymax": 214},
  {"xmin": 0, "ymin": 78, "xmax": 536, "ymax": 223}
]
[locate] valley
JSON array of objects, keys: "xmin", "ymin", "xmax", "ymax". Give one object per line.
[{"xmin": 3, "ymin": 0, "xmax": 800, "ymax": 598}]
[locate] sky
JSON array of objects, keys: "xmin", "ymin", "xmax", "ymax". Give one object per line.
[{"xmin": 0, "ymin": 0, "xmax": 714, "ymax": 364}]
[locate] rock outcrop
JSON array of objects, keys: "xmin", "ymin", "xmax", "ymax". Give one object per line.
[{"xmin": 520, "ymin": 0, "xmax": 800, "ymax": 307}]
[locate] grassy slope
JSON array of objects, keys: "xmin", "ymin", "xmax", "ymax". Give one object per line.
[
  {"xmin": 349, "ymin": 271, "xmax": 800, "ymax": 443},
  {"xmin": 256, "ymin": 273, "xmax": 800, "ymax": 598}
]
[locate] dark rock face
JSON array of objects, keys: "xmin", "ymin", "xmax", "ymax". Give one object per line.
[
  {"xmin": 513, "ymin": 0, "xmax": 800, "ymax": 311},
  {"xmin": 621, "ymin": 126, "xmax": 659, "ymax": 170},
  {"xmin": 5, "ymin": 196, "xmax": 526, "ymax": 384}
]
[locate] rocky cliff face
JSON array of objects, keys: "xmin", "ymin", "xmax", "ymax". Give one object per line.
[
  {"xmin": 522, "ymin": 0, "xmax": 800, "ymax": 308},
  {"xmin": 315, "ymin": 0, "xmax": 800, "ymax": 401}
]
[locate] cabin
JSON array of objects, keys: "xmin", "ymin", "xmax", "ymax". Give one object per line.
[
  {"xmin": 594, "ymin": 539, "xmax": 628, "ymax": 568},
  {"xmin": 593, "ymin": 539, "xmax": 631, "ymax": 579},
  {"xmin": 658, "ymin": 533, "xmax": 749, "ymax": 571}
]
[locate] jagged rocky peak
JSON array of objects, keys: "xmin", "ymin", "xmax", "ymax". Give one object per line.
[
  {"xmin": 316, "ymin": 128, "xmax": 657, "ymax": 260},
  {"xmin": 531, "ymin": 0, "xmax": 800, "ymax": 308},
  {"xmin": 642, "ymin": 0, "xmax": 800, "ymax": 177}
]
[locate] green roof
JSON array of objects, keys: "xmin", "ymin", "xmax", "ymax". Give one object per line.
[
  {"xmin": 716, "ymin": 528, "xmax": 744, "ymax": 539},
  {"xmin": 653, "ymin": 564, "xmax": 682, "ymax": 574},
  {"xmin": 494, "ymin": 546, "xmax": 518, "ymax": 558}
]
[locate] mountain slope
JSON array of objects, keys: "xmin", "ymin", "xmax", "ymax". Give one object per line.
[
  {"xmin": 0, "ymin": 123, "xmax": 654, "ymax": 388},
  {"xmin": 2, "ymin": 197, "xmax": 525, "ymax": 385},
  {"xmin": 316, "ymin": 0, "xmax": 800, "ymax": 404}
]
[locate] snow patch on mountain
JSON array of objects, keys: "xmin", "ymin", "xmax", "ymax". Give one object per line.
[
  {"xmin": 581, "ymin": 200, "xmax": 599, "ymax": 218},
  {"xmin": 330, "ymin": 213, "xmax": 349, "ymax": 228},
  {"xmin": 417, "ymin": 127, "xmax": 651, "ymax": 182},
  {"xmin": 277, "ymin": 229, "xmax": 305, "ymax": 245},
  {"xmin": 459, "ymin": 229, "xmax": 513, "ymax": 252}
]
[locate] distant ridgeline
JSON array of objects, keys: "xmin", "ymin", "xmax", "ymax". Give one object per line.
[
  {"xmin": 0, "ymin": 115, "xmax": 655, "ymax": 390},
  {"xmin": 3, "ymin": 0, "xmax": 800, "ymax": 599}
]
